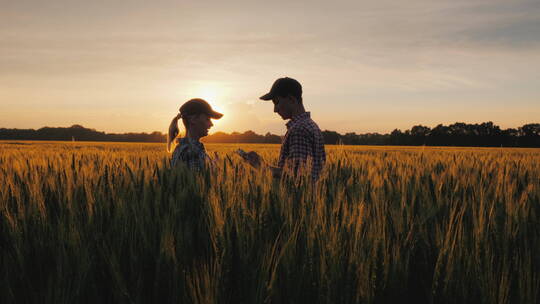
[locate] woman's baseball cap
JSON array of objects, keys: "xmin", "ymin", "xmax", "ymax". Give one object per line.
[{"xmin": 179, "ymin": 98, "xmax": 223, "ymax": 119}]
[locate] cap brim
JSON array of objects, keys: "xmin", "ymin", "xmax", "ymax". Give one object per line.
[
  {"xmin": 209, "ymin": 111, "xmax": 223, "ymax": 119},
  {"xmin": 259, "ymin": 92, "xmax": 273, "ymax": 100}
]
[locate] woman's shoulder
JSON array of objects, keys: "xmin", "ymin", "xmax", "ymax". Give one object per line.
[
  {"xmin": 171, "ymin": 138, "xmax": 191, "ymax": 166},
  {"xmin": 171, "ymin": 137, "xmax": 207, "ymax": 168},
  {"xmin": 172, "ymin": 138, "xmax": 205, "ymax": 157},
  {"xmin": 172, "ymin": 138, "xmax": 189, "ymax": 154}
]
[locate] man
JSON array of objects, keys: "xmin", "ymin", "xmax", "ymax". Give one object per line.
[{"xmin": 244, "ymin": 77, "xmax": 326, "ymax": 180}]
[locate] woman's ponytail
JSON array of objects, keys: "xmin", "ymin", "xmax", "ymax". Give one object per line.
[{"xmin": 167, "ymin": 113, "xmax": 182, "ymax": 153}]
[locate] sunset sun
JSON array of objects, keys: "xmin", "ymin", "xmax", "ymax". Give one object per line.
[
  {"xmin": 192, "ymin": 84, "xmax": 226, "ymax": 110},
  {"xmin": 189, "ymin": 83, "xmax": 229, "ymax": 130}
]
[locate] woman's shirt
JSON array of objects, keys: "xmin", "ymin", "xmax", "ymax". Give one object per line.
[{"xmin": 170, "ymin": 137, "xmax": 208, "ymax": 170}]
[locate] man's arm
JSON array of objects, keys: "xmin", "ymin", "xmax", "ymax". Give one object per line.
[
  {"xmin": 244, "ymin": 129, "xmax": 312, "ymax": 177},
  {"xmin": 283, "ymin": 129, "xmax": 312, "ymax": 174}
]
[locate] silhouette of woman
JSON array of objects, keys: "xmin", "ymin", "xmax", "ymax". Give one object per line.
[{"xmin": 167, "ymin": 98, "xmax": 223, "ymax": 170}]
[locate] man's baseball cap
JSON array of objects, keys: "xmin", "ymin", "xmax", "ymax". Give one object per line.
[
  {"xmin": 260, "ymin": 77, "xmax": 302, "ymax": 101},
  {"xmin": 179, "ymin": 98, "xmax": 223, "ymax": 119}
]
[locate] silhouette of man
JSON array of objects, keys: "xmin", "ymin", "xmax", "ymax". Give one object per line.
[{"xmin": 243, "ymin": 77, "xmax": 326, "ymax": 180}]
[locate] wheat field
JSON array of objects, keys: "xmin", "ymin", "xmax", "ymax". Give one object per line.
[{"xmin": 1, "ymin": 141, "xmax": 539, "ymax": 304}]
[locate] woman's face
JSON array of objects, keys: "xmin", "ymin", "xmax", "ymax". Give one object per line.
[{"xmin": 188, "ymin": 113, "xmax": 213, "ymax": 138}]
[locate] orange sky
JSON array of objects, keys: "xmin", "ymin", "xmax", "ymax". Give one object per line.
[{"xmin": 1, "ymin": 0, "xmax": 539, "ymax": 135}]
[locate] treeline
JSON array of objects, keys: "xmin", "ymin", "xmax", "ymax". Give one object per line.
[
  {"xmin": 1, "ymin": 122, "xmax": 539, "ymax": 147},
  {"xmin": 322, "ymin": 122, "xmax": 540, "ymax": 147},
  {"xmin": 0, "ymin": 125, "xmax": 165, "ymax": 143}
]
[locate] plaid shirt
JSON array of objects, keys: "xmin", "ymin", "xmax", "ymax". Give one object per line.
[
  {"xmin": 278, "ymin": 112, "xmax": 326, "ymax": 179},
  {"xmin": 171, "ymin": 137, "xmax": 208, "ymax": 170}
]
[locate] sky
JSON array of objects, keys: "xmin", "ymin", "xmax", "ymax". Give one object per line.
[{"xmin": 1, "ymin": 0, "xmax": 539, "ymax": 135}]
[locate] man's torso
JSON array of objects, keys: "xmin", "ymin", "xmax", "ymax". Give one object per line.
[{"xmin": 278, "ymin": 112, "xmax": 326, "ymax": 179}]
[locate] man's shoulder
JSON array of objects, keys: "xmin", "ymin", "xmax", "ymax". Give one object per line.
[
  {"xmin": 285, "ymin": 118, "xmax": 323, "ymax": 148},
  {"xmin": 292, "ymin": 116, "xmax": 322, "ymax": 136}
]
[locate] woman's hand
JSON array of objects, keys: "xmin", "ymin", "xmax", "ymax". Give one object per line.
[{"xmin": 246, "ymin": 151, "xmax": 262, "ymax": 168}]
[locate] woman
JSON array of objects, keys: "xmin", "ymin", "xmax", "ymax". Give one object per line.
[{"xmin": 167, "ymin": 98, "xmax": 223, "ymax": 170}]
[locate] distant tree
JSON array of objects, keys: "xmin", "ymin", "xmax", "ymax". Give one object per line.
[
  {"xmin": 428, "ymin": 124, "xmax": 450, "ymax": 146},
  {"xmin": 518, "ymin": 123, "xmax": 540, "ymax": 147},
  {"xmin": 410, "ymin": 125, "xmax": 430, "ymax": 145},
  {"xmin": 389, "ymin": 129, "xmax": 407, "ymax": 145},
  {"xmin": 342, "ymin": 132, "xmax": 359, "ymax": 145},
  {"xmin": 521, "ymin": 123, "xmax": 540, "ymax": 136},
  {"xmin": 264, "ymin": 132, "xmax": 282, "ymax": 144},
  {"xmin": 411, "ymin": 125, "xmax": 430, "ymax": 137},
  {"xmin": 322, "ymin": 130, "xmax": 341, "ymax": 145}
]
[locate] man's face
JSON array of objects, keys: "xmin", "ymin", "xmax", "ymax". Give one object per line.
[
  {"xmin": 272, "ymin": 95, "xmax": 296, "ymax": 120},
  {"xmin": 188, "ymin": 113, "xmax": 213, "ymax": 137}
]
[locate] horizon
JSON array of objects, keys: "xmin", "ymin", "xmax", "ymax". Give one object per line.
[
  {"xmin": 2, "ymin": 120, "xmax": 538, "ymax": 136},
  {"xmin": 2, "ymin": 0, "xmax": 539, "ymax": 135}
]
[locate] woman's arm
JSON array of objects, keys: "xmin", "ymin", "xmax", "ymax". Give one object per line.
[{"xmin": 244, "ymin": 151, "xmax": 282, "ymax": 179}]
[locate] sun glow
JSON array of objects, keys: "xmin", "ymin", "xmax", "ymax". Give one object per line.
[{"xmin": 189, "ymin": 82, "xmax": 229, "ymax": 131}]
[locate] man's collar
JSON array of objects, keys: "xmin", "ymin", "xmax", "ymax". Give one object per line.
[{"xmin": 286, "ymin": 112, "xmax": 310, "ymax": 129}]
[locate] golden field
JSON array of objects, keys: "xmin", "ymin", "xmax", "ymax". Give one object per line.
[{"xmin": 1, "ymin": 141, "xmax": 539, "ymax": 304}]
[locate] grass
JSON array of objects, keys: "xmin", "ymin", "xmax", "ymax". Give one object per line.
[{"xmin": 1, "ymin": 141, "xmax": 539, "ymax": 303}]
